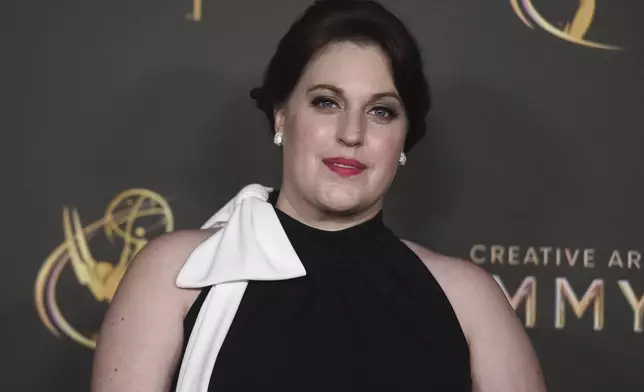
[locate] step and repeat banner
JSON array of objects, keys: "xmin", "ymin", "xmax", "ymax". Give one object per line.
[{"xmin": 12, "ymin": 0, "xmax": 643, "ymax": 390}]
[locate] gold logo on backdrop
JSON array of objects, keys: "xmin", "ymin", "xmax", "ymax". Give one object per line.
[
  {"xmin": 510, "ymin": 0, "xmax": 624, "ymax": 50},
  {"xmin": 186, "ymin": 0, "xmax": 202, "ymax": 21},
  {"xmin": 187, "ymin": 0, "xmax": 625, "ymax": 50},
  {"xmin": 34, "ymin": 189, "xmax": 174, "ymax": 349},
  {"xmin": 473, "ymin": 244, "xmax": 644, "ymax": 332}
]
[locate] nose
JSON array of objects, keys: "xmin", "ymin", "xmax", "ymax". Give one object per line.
[{"xmin": 337, "ymin": 110, "xmax": 365, "ymax": 147}]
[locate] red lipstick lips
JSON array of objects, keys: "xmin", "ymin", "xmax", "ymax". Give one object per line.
[{"xmin": 323, "ymin": 157, "xmax": 366, "ymax": 177}]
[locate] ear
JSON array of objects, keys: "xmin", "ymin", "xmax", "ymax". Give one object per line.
[{"xmin": 273, "ymin": 107, "xmax": 285, "ymax": 133}]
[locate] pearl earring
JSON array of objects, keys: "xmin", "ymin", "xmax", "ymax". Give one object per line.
[
  {"xmin": 273, "ymin": 131, "xmax": 283, "ymax": 146},
  {"xmin": 398, "ymin": 152, "xmax": 407, "ymax": 166}
]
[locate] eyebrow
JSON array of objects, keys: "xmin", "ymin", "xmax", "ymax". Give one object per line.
[{"xmin": 307, "ymin": 83, "xmax": 402, "ymax": 103}]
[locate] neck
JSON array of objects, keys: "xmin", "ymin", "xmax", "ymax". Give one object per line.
[{"xmin": 274, "ymin": 184, "xmax": 382, "ymax": 232}]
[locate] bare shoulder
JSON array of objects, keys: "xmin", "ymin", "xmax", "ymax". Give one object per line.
[
  {"xmin": 124, "ymin": 229, "xmax": 215, "ymax": 282},
  {"xmin": 401, "ymin": 239, "xmax": 515, "ymax": 337},
  {"xmin": 91, "ymin": 228, "xmax": 217, "ymax": 392},
  {"xmin": 117, "ymin": 228, "xmax": 217, "ymax": 311},
  {"xmin": 402, "ymin": 239, "xmax": 547, "ymax": 392},
  {"xmin": 402, "ymin": 239, "xmax": 489, "ymax": 281},
  {"xmin": 401, "ymin": 240, "xmax": 504, "ymax": 311}
]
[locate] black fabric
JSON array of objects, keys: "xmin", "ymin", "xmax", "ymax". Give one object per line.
[{"xmin": 172, "ymin": 191, "xmax": 471, "ymax": 391}]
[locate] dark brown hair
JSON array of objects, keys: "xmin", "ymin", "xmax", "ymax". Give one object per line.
[{"xmin": 250, "ymin": 0, "xmax": 431, "ymax": 152}]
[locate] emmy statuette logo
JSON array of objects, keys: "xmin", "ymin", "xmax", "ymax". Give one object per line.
[
  {"xmin": 510, "ymin": 0, "xmax": 624, "ymax": 50},
  {"xmin": 34, "ymin": 189, "xmax": 174, "ymax": 349}
]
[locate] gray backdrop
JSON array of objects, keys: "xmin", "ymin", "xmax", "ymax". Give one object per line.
[{"xmin": 10, "ymin": 0, "xmax": 644, "ymax": 390}]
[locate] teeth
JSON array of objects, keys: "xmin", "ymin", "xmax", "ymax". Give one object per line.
[{"xmin": 334, "ymin": 163, "xmax": 355, "ymax": 169}]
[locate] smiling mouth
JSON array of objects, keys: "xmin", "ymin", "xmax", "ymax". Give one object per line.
[{"xmin": 322, "ymin": 157, "xmax": 366, "ymax": 177}]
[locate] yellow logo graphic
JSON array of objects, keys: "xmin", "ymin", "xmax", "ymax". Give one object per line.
[
  {"xmin": 510, "ymin": 0, "xmax": 624, "ymax": 50},
  {"xmin": 34, "ymin": 189, "xmax": 174, "ymax": 349},
  {"xmin": 186, "ymin": 0, "xmax": 202, "ymax": 21}
]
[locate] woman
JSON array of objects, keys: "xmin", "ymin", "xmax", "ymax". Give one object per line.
[{"xmin": 92, "ymin": 1, "xmax": 547, "ymax": 391}]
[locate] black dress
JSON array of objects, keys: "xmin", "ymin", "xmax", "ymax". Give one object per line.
[{"xmin": 172, "ymin": 192, "xmax": 471, "ymax": 391}]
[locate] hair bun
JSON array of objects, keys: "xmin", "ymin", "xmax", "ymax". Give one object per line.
[{"xmin": 250, "ymin": 87, "xmax": 262, "ymax": 100}]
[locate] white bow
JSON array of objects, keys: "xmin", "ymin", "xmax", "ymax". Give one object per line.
[{"xmin": 173, "ymin": 184, "xmax": 306, "ymax": 392}]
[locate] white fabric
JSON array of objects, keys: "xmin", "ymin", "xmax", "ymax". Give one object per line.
[{"xmin": 173, "ymin": 184, "xmax": 306, "ymax": 392}]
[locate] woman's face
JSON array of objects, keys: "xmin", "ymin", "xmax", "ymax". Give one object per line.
[{"xmin": 275, "ymin": 41, "xmax": 408, "ymax": 217}]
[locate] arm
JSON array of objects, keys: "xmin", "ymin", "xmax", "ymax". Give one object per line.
[
  {"xmin": 403, "ymin": 241, "xmax": 547, "ymax": 392},
  {"xmin": 457, "ymin": 265, "xmax": 546, "ymax": 392},
  {"xmin": 91, "ymin": 230, "xmax": 211, "ymax": 392}
]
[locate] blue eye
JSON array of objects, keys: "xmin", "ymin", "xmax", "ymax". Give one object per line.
[
  {"xmin": 370, "ymin": 106, "xmax": 397, "ymax": 119},
  {"xmin": 311, "ymin": 96, "xmax": 339, "ymax": 109}
]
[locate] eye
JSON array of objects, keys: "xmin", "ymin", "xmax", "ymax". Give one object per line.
[
  {"xmin": 311, "ymin": 96, "xmax": 340, "ymax": 109},
  {"xmin": 369, "ymin": 106, "xmax": 398, "ymax": 119}
]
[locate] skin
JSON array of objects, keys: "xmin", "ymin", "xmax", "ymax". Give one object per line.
[
  {"xmin": 91, "ymin": 42, "xmax": 547, "ymax": 392},
  {"xmin": 274, "ymin": 42, "xmax": 407, "ymax": 231},
  {"xmin": 403, "ymin": 241, "xmax": 547, "ymax": 392}
]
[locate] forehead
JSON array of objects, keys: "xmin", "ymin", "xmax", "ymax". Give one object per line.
[{"xmin": 297, "ymin": 41, "xmax": 398, "ymax": 95}]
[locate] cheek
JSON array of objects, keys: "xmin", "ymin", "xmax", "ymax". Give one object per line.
[
  {"xmin": 373, "ymin": 146, "xmax": 400, "ymax": 177},
  {"xmin": 288, "ymin": 111, "xmax": 335, "ymax": 155},
  {"xmin": 371, "ymin": 127, "xmax": 405, "ymax": 160},
  {"xmin": 366, "ymin": 129, "xmax": 405, "ymax": 179}
]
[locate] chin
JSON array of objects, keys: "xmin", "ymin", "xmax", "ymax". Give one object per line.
[{"xmin": 316, "ymin": 185, "xmax": 366, "ymax": 214}]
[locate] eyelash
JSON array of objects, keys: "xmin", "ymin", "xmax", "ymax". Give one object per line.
[
  {"xmin": 371, "ymin": 106, "xmax": 399, "ymax": 119},
  {"xmin": 311, "ymin": 96, "xmax": 339, "ymax": 110},
  {"xmin": 310, "ymin": 96, "xmax": 399, "ymax": 119}
]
